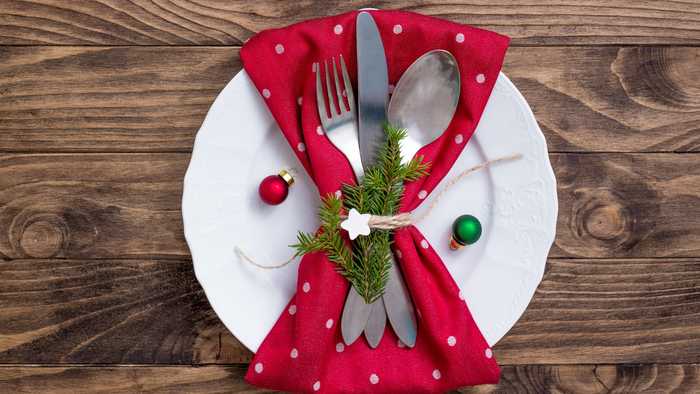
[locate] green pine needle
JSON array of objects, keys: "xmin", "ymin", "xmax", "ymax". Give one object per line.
[{"xmin": 292, "ymin": 124, "xmax": 430, "ymax": 303}]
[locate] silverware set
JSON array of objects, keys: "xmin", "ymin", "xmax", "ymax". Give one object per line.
[{"xmin": 315, "ymin": 11, "xmax": 461, "ymax": 348}]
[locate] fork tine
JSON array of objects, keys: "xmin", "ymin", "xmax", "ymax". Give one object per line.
[
  {"xmin": 331, "ymin": 57, "xmax": 346, "ymax": 114},
  {"xmin": 340, "ymin": 55, "xmax": 355, "ymax": 115},
  {"xmin": 315, "ymin": 62, "xmax": 329, "ymax": 127},
  {"xmin": 324, "ymin": 60, "xmax": 338, "ymax": 116}
]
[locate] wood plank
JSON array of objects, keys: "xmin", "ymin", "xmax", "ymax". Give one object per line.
[
  {"xmin": 497, "ymin": 258, "xmax": 700, "ymax": 365},
  {"xmin": 461, "ymin": 364, "xmax": 700, "ymax": 393},
  {"xmin": 1, "ymin": 1, "xmax": 699, "ymax": 46},
  {"xmin": 0, "ymin": 47, "xmax": 238, "ymax": 153},
  {"xmin": 551, "ymin": 153, "xmax": 700, "ymax": 258},
  {"xmin": 0, "ymin": 153, "xmax": 189, "ymax": 259},
  {"xmin": 0, "ymin": 259, "xmax": 250, "ymax": 364},
  {"xmin": 0, "ymin": 365, "xmax": 263, "ymax": 393},
  {"xmin": 0, "ymin": 153, "xmax": 698, "ymax": 260},
  {"xmin": 0, "ymin": 364, "xmax": 698, "ymax": 393},
  {"xmin": 1, "ymin": 46, "xmax": 698, "ymax": 153},
  {"xmin": 0, "ymin": 258, "xmax": 698, "ymax": 365},
  {"xmin": 503, "ymin": 46, "xmax": 700, "ymax": 153}
]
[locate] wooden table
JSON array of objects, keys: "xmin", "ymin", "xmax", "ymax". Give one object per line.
[{"xmin": 0, "ymin": 1, "xmax": 698, "ymax": 392}]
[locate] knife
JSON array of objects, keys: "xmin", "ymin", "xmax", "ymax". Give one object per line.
[
  {"xmin": 340, "ymin": 10, "xmax": 387, "ymax": 348},
  {"xmin": 355, "ymin": 10, "xmax": 418, "ymax": 348},
  {"xmin": 357, "ymin": 11, "xmax": 389, "ymax": 169}
]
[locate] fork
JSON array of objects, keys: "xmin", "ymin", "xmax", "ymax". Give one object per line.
[
  {"xmin": 315, "ymin": 56, "xmax": 384, "ymax": 347},
  {"xmin": 315, "ymin": 56, "xmax": 364, "ymax": 179}
]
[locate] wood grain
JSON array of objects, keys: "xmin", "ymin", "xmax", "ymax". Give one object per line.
[
  {"xmin": 551, "ymin": 153, "xmax": 700, "ymax": 258},
  {"xmin": 461, "ymin": 364, "xmax": 700, "ymax": 393},
  {"xmin": 0, "ymin": 153, "xmax": 697, "ymax": 260},
  {"xmin": 1, "ymin": 258, "xmax": 698, "ymax": 365},
  {"xmin": 0, "ymin": 259, "xmax": 249, "ymax": 364},
  {"xmin": 1, "ymin": 46, "xmax": 698, "ymax": 153},
  {"xmin": 0, "ymin": 46, "xmax": 238, "ymax": 153},
  {"xmin": 0, "ymin": 153, "xmax": 189, "ymax": 259},
  {"xmin": 504, "ymin": 46, "xmax": 700, "ymax": 153},
  {"xmin": 1, "ymin": 1, "xmax": 699, "ymax": 46},
  {"xmin": 0, "ymin": 365, "xmax": 263, "ymax": 393},
  {"xmin": 0, "ymin": 364, "xmax": 698, "ymax": 393},
  {"xmin": 497, "ymin": 258, "xmax": 700, "ymax": 365},
  {"xmin": 1, "ymin": 0, "xmax": 698, "ymax": 390}
]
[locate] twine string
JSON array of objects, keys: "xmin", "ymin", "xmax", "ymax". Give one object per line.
[{"xmin": 236, "ymin": 153, "xmax": 522, "ymax": 269}]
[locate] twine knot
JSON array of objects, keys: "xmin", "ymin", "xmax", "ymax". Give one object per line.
[{"xmin": 236, "ymin": 153, "xmax": 522, "ymax": 269}]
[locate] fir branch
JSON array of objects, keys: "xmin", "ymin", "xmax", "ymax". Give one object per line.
[{"xmin": 292, "ymin": 123, "xmax": 430, "ymax": 303}]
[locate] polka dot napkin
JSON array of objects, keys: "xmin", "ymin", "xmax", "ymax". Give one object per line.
[{"xmin": 241, "ymin": 10, "xmax": 509, "ymax": 393}]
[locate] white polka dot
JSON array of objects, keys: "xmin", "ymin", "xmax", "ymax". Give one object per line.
[
  {"xmin": 335, "ymin": 190, "xmax": 342, "ymax": 198},
  {"xmin": 476, "ymin": 73, "xmax": 486, "ymax": 84},
  {"xmin": 458, "ymin": 291, "xmax": 465, "ymax": 300},
  {"xmin": 420, "ymin": 239, "xmax": 429, "ymax": 249},
  {"xmin": 454, "ymin": 134, "xmax": 464, "ymax": 144},
  {"xmin": 302, "ymin": 282, "xmax": 311, "ymax": 293},
  {"xmin": 485, "ymin": 348, "xmax": 493, "ymax": 358},
  {"xmin": 325, "ymin": 318, "xmax": 334, "ymax": 329},
  {"xmin": 254, "ymin": 362, "xmax": 263, "ymax": 373},
  {"xmin": 393, "ymin": 24, "xmax": 403, "ymax": 34},
  {"xmin": 397, "ymin": 339, "xmax": 405, "ymax": 348},
  {"xmin": 297, "ymin": 142, "xmax": 306, "ymax": 152},
  {"xmin": 313, "ymin": 381, "xmax": 321, "ymax": 391},
  {"xmin": 275, "ymin": 43, "xmax": 284, "ymax": 54},
  {"xmin": 395, "ymin": 249, "xmax": 402, "ymax": 259},
  {"xmin": 262, "ymin": 89, "xmax": 271, "ymax": 98},
  {"xmin": 447, "ymin": 336, "xmax": 457, "ymax": 347},
  {"xmin": 334, "ymin": 24, "xmax": 343, "ymax": 35},
  {"xmin": 290, "ymin": 348, "xmax": 298, "ymax": 358},
  {"xmin": 315, "ymin": 125, "xmax": 324, "ymax": 135},
  {"xmin": 288, "ymin": 304, "xmax": 297, "ymax": 315},
  {"xmin": 432, "ymin": 369, "xmax": 442, "ymax": 380},
  {"xmin": 418, "ymin": 190, "xmax": 427, "ymax": 200},
  {"xmin": 370, "ymin": 373, "xmax": 379, "ymax": 384},
  {"xmin": 298, "ymin": 97, "xmax": 303, "ymax": 106},
  {"xmin": 336, "ymin": 342, "xmax": 345, "ymax": 352},
  {"xmin": 455, "ymin": 33, "xmax": 465, "ymax": 43}
]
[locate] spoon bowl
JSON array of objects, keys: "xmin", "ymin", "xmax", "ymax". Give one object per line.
[{"xmin": 387, "ymin": 50, "xmax": 461, "ymax": 164}]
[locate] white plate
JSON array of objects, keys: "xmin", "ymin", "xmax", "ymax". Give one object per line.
[{"xmin": 182, "ymin": 70, "xmax": 557, "ymax": 352}]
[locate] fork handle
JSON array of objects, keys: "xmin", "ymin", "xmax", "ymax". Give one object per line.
[{"xmin": 341, "ymin": 285, "xmax": 372, "ymax": 345}]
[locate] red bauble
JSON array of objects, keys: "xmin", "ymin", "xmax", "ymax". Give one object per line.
[{"xmin": 258, "ymin": 170, "xmax": 294, "ymax": 205}]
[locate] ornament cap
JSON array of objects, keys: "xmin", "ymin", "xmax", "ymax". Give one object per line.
[
  {"xmin": 278, "ymin": 169, "xmax": 294, "ymax": 186},
  {"xmin": 449, "ymin": 236, "xmax": 464, "ymax": 250}
]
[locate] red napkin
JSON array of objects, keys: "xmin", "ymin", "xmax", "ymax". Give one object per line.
[{"xmin": 241, "ymin": 10, "xmax": 509, "ymax": 393}]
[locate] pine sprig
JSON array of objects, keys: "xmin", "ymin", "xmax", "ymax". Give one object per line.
[
  {"xmin": 293, "ymin": 195, "xmax": 353, "ymax": 274},
  {"xmin": 292, "ymin": 124, "xmax": 430, "ymax": 303}
]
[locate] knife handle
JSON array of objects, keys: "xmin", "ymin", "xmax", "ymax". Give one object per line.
[{"xmin": 382, "ymin": 253, "xmax": 417, "ymax": 347}]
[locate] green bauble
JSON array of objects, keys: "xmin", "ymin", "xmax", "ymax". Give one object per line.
[{"xmin": 452, "ymin": 215, "xmax": 482, "ymax": 246}]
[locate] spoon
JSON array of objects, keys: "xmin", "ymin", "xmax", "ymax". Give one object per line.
[{"xmin": 387, "ymin": 50, "xmax": 461, "ymax": 164}]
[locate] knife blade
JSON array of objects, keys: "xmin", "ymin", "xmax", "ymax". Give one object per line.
[
  {"xmin": 356, "ymin": 10, "xmax": 417, "ymax": 349},
  {"xmin": 357, "ymin": 11, "xmax": 389, "ymax": 169}
]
